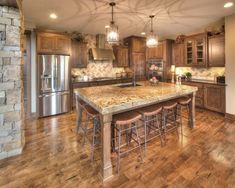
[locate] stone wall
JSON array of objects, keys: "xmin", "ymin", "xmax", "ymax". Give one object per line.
[{"xmin": 0, "ymin": 5, "xmax": 24, "ymax": 160}]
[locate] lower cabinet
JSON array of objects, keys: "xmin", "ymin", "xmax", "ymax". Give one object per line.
[
  {"xmin": 183, "ymin": 81, "xmax": 225, "ymax": 113},
  {"xmin": 204, "ymin": 84, "xmax": 225, "ymax": 113}
]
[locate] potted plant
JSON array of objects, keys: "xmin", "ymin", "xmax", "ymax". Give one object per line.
[{"xmin": 185, "ymin": 72, "xmax": 192, "ymax": 80}]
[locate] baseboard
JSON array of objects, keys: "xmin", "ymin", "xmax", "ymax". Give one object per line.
[{"xmin": 225, "ymin": 113, "xmax": 235, "ymax": 121}]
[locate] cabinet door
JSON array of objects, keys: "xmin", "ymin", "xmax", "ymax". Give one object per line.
[
  {"xmin": 146, "ymin": 43, "xmax": 163, "ymax": 60},
  {"xmin": 194, "ymin": 35, "xmax": 207, "ymax": 67},
  {"xmin": 133, "ymin": 53, "xmax": 146, "ymax": 80},
  {"xmin": 204, "ymin": 85, "xmax": 225, "ymax": 113},
  {"xmin": 121, "ymin": 48, "xmax": 129, "ymax": 67},
  {"xmin": 208, "ymin": 35, "xmax": 225, "ymax": 67},
  {"xmin": 113, "ymin": 46, "xmax": 129, "ymax": 67},
  {"xmin": 56, "ymin": 36, "xmax": 71, "ymax": 55},
  {"xmin": 37, "ymin": 34, "xmax": 56, "ymax": 54},
  {"xmin": 71, "ymin": 40, "xmax": 88, "ymax": 68},
  {"xmin": 184, "ymin": 38, "xmax": 194, "ymax": 66},
  {"xmin": 132, "ymin": 38, "xmax": 145, "ymax": 53},
  {"xmin": 173, "ymin": 43, "xmax": 184, "ymax": 66}
]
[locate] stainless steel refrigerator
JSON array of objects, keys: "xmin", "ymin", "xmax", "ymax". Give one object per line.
[{"xmin": 38, "ymin": 55, "xmax": 70, "ymax": 117}]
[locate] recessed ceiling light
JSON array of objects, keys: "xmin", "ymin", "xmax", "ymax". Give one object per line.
[
  {"xmin": 141, "ymin": 32, "xmax": 146, "ymax": 35},
  {"xmin": 50, "ymin": 13, "xmax": 57, "ymax": 19},
  {"xmin": 224, "ymin": 2, "xmax": 234, "ymax": 8},
  {"xmin": 105, "ymin": 25, "xmax": 110, "ymax": 28}
]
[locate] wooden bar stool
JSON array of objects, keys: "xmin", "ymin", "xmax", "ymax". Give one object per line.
[
  {"xmin": 162, "ymin": 101, "xmax": 179, "ymax": 139},
  {"xmin": 81, "ymin": 105, "xmax": 100, "ymax": 161},
  {"xmin": 112, "ymin": 111, "xmax": 143, "ymax": 174},
  {"xmin": 177, "ymin": 96, "xmax": 192, "ymax": 132},
  {"xmin": 138, "ymin": 105, "xmax": 164, "ymax": 153}
]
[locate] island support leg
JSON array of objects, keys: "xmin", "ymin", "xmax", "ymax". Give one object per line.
[
  {"xmin": 189, "ymin": 92, "xmax": 196, "ymax": 128},
  {"xmin": 100, "ymin": 113, "xmax": 113, "ymax": 181}
]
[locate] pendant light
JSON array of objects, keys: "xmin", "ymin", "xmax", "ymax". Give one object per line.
[
  {"xmin": 106, "ymin": 2, "xmax": 119, "ymax": 44},
  {"xmin": 146, "ymin": 15, "xmax": 158, "ymax": 48}
]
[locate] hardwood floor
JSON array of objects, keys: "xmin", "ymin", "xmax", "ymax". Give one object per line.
[{"xmin": 0, "ymin": 109, "xmax": 234, "ymax": 187}]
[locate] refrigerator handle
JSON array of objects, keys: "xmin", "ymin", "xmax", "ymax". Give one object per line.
[{"xmin": 39, "ymin": 91, "xmax": 70, "ymax": 98}]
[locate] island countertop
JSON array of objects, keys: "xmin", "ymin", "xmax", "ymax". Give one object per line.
[{"xmin": 74, "ymin": 81, "xmax": 198, "ymax": 114}]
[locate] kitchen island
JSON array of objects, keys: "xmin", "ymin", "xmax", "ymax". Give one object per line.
[{"xmin": 74, "ymin": 81, "xmax": 198, "ymax": 181}]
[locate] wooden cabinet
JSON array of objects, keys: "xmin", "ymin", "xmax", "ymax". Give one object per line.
[
  {"xmin": 172, "ymin": 43, "xmax": 184, "ymax": 66},
  {"xmin": 113, "ymin": 46, "xmax": 129, "ymax": 67},
  {"xmin": 132, "ymin": 52, "xmax": 146, "ymax": 80},
  {"xmin": 204, "ymin": 84, "xmax": 225, "ymax": 113},
  {"xmin": 146, "ymin": 43, "xmax": 163, "ymax": 59},
  {"xmin": 124, "ymin": 36, "xmax": 146, "ymax": 80},
  {"xmin": 182, "ymin": 82, "xmax": 204, "ymax": 108},
  {"xmin": 208, "ymin": 35, "xmax": 225, "ymax": 67},
  {"xmin": 131, "ymin": 37, "xmax": 146, "ymax": 53},
  {"xmin": 37, "ymin": 32, "xmax": 71, "ymax": 55},
  {"xmin": 184, "ymin": 33, "xmax": 207, "ymax": 67},
  {"xmin": 183, "ymin": 81, "xmax": 225, "ymax": 113},
  {"xmin": 71, "ymin": 40, "xmax": 88, "ymax": 68}
]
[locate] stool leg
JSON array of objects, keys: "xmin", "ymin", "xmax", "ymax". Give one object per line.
[
  {"xmin": 187, "ymin": 104, "xmax": 191, "ymax": 127},
  {"xmin": 83, "ymin": 112, "xmax": 88, "ymax": 146},
  {"xmin": 117, "ymin": 126, "xmax": 121, "ymax": 174},
  {"xmin": 91, "ymin": 118, "xmax": 96, "ymax": 161},
  {"xmin": 134, "ymin": 122, "xmax": 143, "ymax": 162},
  {"xmin": 180, "ymin": 105, "xmax": 183, "ymax": 135},
  {"xmin": 172, "ymin": 108, "xmax": 179, "ymax": 138},
  {"xmin": 144, "ymin": 117, "xmax": 147, "ymax": 154},
  {"xmin": 156, "ymin": 115, "xmax": 164, "ymax": 146}
]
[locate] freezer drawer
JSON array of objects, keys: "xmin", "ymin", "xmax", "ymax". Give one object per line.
[{"xmin": 38, "ymin": 91, "xmax": 70, "ymax": 117}]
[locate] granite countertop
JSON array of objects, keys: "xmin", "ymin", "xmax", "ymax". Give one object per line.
[
  {"xmin": 181, "ymin": 79, "xmax": 226, "ymax": 86},
  {"xmin": 72, "ymin": 77, "xmax": 132, "ymax": 83},
  {"xmin": 74, "ymin": 81, "xmax": 198, "ymax": 114}
]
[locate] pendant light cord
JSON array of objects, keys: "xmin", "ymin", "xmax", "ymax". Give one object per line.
[{"xmin": 110, "ymin": 2, "xmax": 115, "ymax": 24}]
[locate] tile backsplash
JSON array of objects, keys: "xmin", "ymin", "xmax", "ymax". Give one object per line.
[
  {"xmin": 176, "ymin": 67, "xmax": 225, "ymax": 81},
  {"xmin": 72, "ymin": 62, "xmax": 130, "ymax": 78}
]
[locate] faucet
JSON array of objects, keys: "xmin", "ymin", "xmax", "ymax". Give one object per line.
[{"xmin": 132, "ymin": 66, "xmax": 136, "ymax": 86}]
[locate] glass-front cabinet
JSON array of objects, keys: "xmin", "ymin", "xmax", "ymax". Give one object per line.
[{"xmin": 184, "ymin": 33, "xmax": 207, "ymax": 67}]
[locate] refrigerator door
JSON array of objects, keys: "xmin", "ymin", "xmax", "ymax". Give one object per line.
[
  {"xmin": 38, "ymin": 55, "xmax": 70, "ymax": 94},
  {"xmin": 55, "ymin": 55, "xmax": 70, "ymax": 91},
  {"xmin": 38, "ymin": 91, "xmax": 70, "ymax": 117}
]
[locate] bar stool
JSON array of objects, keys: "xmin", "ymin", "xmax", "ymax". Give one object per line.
[
  {"xmin": 81, "ymin": 105, "xmax": 100, "ymax": 161},
  {"xmin": 177, "ymin": 96, "xmax": 192, "ymax": 131},
  {"xmin": 76, "ymin": 97, "xmax": 87, "ymax": 132},
  {"xmin": 138, "ymin": 105, "xmax": 164, "ymax": 152},
  {"xmin": 162, "ymin": 101, "xmax": 179, "ymax": 138},
  {"xmin": 112, "ymin": 111, "xmax": 143, "ymax": 174}
]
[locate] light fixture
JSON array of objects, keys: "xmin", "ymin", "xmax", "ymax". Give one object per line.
[
  {"xmin": 171, "ymin": 65, "xmax": 175, "ymax": 83},
  {"xmin": 146, "ymin": 15, "xmax": 158, "ymax": 48},
  {"xmin": 50, "ymin": 13, "xmax": 57, "ymax": 19},
  {"xmin": 106, "ymin": 2, "xmax": 119, "ymax": 44},
  {"xmin": 141, "ymin": 32, "xmax": 146, "ymax": 35},
  {"xmin": 224, "ymin": 2, "xmax": 234, "ymax": 8}
]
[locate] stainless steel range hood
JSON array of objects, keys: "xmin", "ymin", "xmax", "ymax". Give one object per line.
[{"xmin": 89, "ymin": 34, "xmax": 115, "ymax": 61}]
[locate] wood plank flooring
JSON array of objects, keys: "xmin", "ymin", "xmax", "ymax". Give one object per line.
[{"xmin": 0, "ymin": 109, "xmax": 234, "ymax": 188}]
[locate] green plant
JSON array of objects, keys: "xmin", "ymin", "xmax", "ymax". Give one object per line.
[{"xmin": 185, "ymin": 72, "xmax": 192, "ymax": 79}]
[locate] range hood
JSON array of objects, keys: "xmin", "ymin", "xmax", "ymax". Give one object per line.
[{"xmin": 89, "ymin": 34, "xmax": 115, "ymax": 61}]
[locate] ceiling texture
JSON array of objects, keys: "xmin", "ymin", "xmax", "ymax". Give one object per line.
[{"xmin": 23, "ymin": 0, "xmax": 235, "ymax": 39}]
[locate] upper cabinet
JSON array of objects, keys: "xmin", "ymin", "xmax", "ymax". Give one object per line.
[
  {"xmin": 184, "ymin": 33, "xmax": 207, "ymax": 67},
  {"xmin": 71, "ymin": 39, "xmax": 88, "ymax": 68},
  {"xmin": 146, "ymin": 43, "xmax": 163, "ymax": 59},
  {"xmin": 113, "ymin": 45, "xmax": 129, "ymax": 67},
  {"xmin": 172, "ymin": 43, "xmax": 184, "ymax": 66},
  {"xmin": 37, "ymin": 32, "xmax": 71, "ymax": 55},
  {"xmin": 208, "ymin": 34, "xmax": 225, "ymax": 67},
  {"xmin": 124, "ymin": 36, "xmax": 146, "ymax": 80}
]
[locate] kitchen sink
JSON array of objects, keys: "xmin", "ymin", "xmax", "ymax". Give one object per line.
[{"xmin": 117, "ymin": 83, "xmax": 142, "ymax": 88}]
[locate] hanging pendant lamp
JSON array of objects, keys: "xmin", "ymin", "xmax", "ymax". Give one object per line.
[
  {"xmin": 146, "ymin": 15, "xmax": 158, "ymax": 48},
  {"xmin": 106, "ymin": 2, "xmax": 119, "ymax": 44}
]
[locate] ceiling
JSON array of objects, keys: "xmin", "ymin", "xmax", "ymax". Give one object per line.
[{"xmin": 22, "ymin": 0, "xmax": 235, "ymax": 39}]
